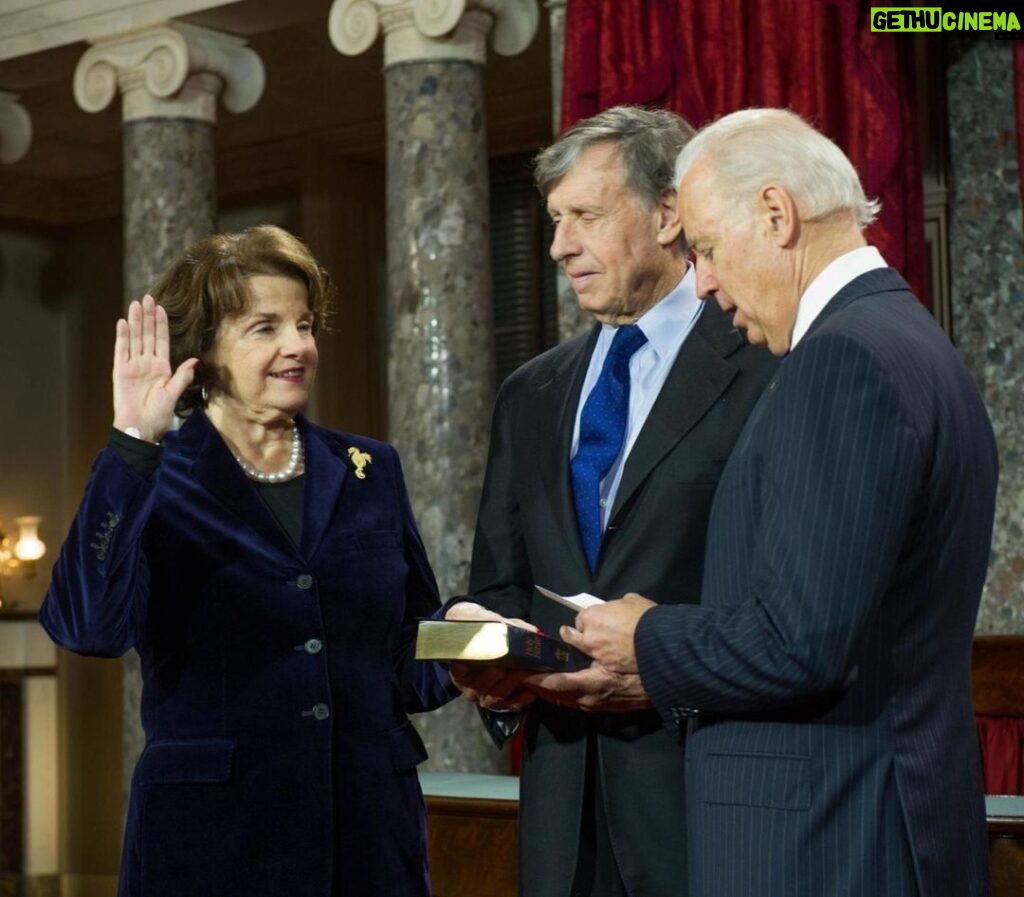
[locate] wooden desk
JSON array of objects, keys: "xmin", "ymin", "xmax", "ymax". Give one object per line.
[
  {"xmin": 421, "ymin": 773, "xmax": 519, "ymax": 897},
  {"xmin": 421, "ymin": 778, "xmax": 1024, "ymax": 895},
  {"xmin": 973, "ymin": 637, "xmax": 1024, "ymax": 716},
  {"xmin": 987, "ymin": 796, "xmax": 1024, "ymax": 897}
]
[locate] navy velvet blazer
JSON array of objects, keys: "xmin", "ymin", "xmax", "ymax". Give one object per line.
[
  {"xmin": 41, "ymin": 411, "xmax": 456, "ymax": 897},
  {"xmin": 636, "ymin": 269, "xmax": 998, "ymax": 897},
  {"xmin": 471, "ymin": 300, "xmax": 777, "ymax": 897}
]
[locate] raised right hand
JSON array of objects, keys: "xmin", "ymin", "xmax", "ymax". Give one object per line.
[{"xmin": 112, "ymin": 294, "xmax": 198, "ymax": 443}]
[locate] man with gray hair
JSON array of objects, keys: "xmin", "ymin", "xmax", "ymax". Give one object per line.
[
  {"xmin": 445, "ymin": 105, "xmax": 775, "ymax": 896},
  {"xmin": 550, "ymin": 108, "xmax": 997, "ymax": 897}
]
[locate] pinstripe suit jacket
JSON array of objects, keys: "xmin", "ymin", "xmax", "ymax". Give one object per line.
[{"xmin": 635, "ymin": 268, "xmax": 997, "ymax": 897}]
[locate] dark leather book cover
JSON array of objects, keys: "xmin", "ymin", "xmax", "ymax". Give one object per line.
[{"xmin": 415, "ymin": 620, "xmax": 591, "ymax": 672}]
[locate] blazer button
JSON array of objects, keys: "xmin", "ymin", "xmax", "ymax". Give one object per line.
[
  {"xmin": 311, "ymin": 702, "xmax": 330, "ymax": 721},
  {"xmin": 295, "ymin": 574, "xmax": 314, "ymax": 589},
  {"xmin": 304, "ymin": 638, "xmax": 323, "ymax": 654}
]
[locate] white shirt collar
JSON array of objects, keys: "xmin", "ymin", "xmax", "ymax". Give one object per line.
[
  {"xmin": 790, "ymin": 246, "xmax": 887, "ymax": 349},
  {"xmin": 604, "ymin": 264, "xmax": 702, "ymax": 358}
]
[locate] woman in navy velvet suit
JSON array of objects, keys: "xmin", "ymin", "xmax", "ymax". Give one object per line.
[{"xmin": 41, "ymin": 225, "xmax": 457, "ymax": 897}]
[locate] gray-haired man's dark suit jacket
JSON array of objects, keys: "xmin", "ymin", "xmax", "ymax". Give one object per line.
[
  {"xmin": 470, "ymin": 299, "xmax": 777, "ymax": 897},
  {"xmin": 637, "ymin": 268, "xmax": 997, "ymax": 897}
]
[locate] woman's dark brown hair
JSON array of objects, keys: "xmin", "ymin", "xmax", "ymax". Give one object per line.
[{"xmin": 151, "ymin": 225, "xmax": 335, "ymax": 415}]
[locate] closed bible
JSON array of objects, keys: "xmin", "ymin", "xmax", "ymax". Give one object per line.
[{"xmin": 415, "ymin": 620, "xmax": 591, "ymax": 672}]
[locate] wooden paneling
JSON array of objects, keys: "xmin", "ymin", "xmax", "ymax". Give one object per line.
[
  {"xmin": 425, "ymin": 795, "xmax": 517, "ymax": 897},
  {"xmin": 989, "ymin": 818, "xmax": 1024, "ymax": 897},
  {"xmin": 973, "ymin": 636, "xmax": 1024, "ymax": 716},
  {"xmin": 425, "ymin": 790, "xmax": 1024, "ymax": 897},
  {"xmin": 300, "ymin": 148, "xmax": 386, "ymax": 438}
]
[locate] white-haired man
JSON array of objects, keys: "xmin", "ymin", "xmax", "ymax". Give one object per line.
[{"xmin": 547, "ymin": 108, "xmax": 998, "ymax": 897}]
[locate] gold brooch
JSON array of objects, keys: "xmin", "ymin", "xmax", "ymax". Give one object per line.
[{"xmin": 347, "ymin": 447, "xmax": 373, "ymax": 479}]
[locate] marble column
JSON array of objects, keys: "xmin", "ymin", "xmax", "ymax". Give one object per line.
[
  {"xmin": 329, "ymin": 0, "xmax": 538, "ymax": 773},
  {"xmin": 545, "ymin": 0, "xmax": 589, "ymax": 341},
  {"xmin": 546, "ymin": 0, "xmax": 566, "ymax": 139},
  {"xmin": 73, "ymin": 22, "xmax": 264, "ymax": 301},
  {"xmin": 947, "ymin": 38, "xmax": 1024, "ymax": 634},
  {"xmin": 72, "ymin": 21, "xmax": 264, "ymax": 805},
  {"xmin": 0, "ymin": 91, "xmax": 31, "ymax": 164}
]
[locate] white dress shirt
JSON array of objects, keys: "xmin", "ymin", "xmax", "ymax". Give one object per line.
[
  {"xmin": 571, "ymin": 265, "xmax": 704, "ymax": 531},
  {"xmin": 790, "ymin": 245, "xmax": 888, "ymax": 349}
]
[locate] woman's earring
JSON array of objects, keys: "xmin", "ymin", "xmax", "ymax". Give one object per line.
[{"xmin": 201, "ymin": 385, "xmax": 209, "ymax": 403}]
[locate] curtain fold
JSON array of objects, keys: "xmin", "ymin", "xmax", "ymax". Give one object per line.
[
  {"xmin": 976, "ymin": 715, "xmax": 1024, "ymax": 795},
  {"xmin": 563, "ymin": 0, "xmax": 927, "ymax": 305}
]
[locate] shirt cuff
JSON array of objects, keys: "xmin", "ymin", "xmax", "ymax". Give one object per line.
[{"xmin": 109, "ymin": 427, "xmax": 162, "ymax": 479}]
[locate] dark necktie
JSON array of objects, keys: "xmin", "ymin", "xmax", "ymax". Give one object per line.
[{"xmin": 571, "ymin": 324, "xmax": 648, "ymax": 571}]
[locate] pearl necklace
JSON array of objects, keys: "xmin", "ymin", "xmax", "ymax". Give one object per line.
[{"xmin": 234, "ymin": 427, "xmax": 303, "ymax": 483}]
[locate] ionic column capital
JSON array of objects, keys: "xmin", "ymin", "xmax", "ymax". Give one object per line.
[
  {"xmin": 73, "ymin": 22, "xmax": 265, "ymax": 123},
  {"xmin": 329, "ymin": 0, "xmax": 539, "ymax": 66},
  {"xmin": 0, "ymin": 91, "xmax": 31, "ymax": 163}
]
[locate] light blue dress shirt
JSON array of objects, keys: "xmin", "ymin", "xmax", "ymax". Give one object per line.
[{"xmin": 571, "ymin": 265, "xmax": 704, "ymax": 531}]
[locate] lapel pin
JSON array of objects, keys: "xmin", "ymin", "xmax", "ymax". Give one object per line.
[{"xmin": 347, "ymin": 447, "xmax": 373, "ymax": 479}]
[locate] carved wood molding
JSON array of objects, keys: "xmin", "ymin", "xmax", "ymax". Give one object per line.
[{"xmin": 972, "ymin": 636, "xmax": 1024, "ymax": 715}]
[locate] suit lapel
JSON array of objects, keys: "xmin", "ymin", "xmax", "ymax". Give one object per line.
[
  {"xmin": 609, "ymin": 302, "xmax": 743, "ymax": 524},
  {"xmin": 803, "ymin": 267, "xmax": 911, "ymax": 341},
  {"xmin": 181, "ymin": 412, "xmax": 349, "ymax": 561},
  {"xmin": 536, "ymin": 327, "xmax": 599, "ymax": 575},
  {"xmin": 300, "ymin": 420, "xmax": 348, "ymax": 560},
  {"xmin": 183, "ymin": 412, "xmax": 298, "ymax": 556}
]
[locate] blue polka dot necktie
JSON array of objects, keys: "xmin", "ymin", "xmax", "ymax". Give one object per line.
[{"xmin": 571, "ymin": 324, "xmax": 648, "ymax": 571}]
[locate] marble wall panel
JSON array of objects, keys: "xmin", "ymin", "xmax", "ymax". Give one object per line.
[
  {"xmin": 123, "ymin": 118, "xmax": 216, "ymax": 304},
  {"xmin": 384, "ymin": 60, "xmax": 504, "ymax": 773},
  {"xmin": 121, "ymin": 115, "xmax": 218, "ymax": 800},
  {"xmin": 948, "ymin": 38, "xmax": 1024, "ymax": 633}
]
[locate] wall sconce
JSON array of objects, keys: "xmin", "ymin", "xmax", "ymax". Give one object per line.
[{"xmin": 0, "ymin": 516, "xmax": 46, "ymax": 586}]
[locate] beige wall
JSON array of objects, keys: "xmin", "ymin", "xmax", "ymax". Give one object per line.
[
  {"xmin": 56, "ymin": 219, "xmax": 126, "ymax": 895},
  {"xmin": 2, "ymin": 219, "xmax": 126, "ymax": 893},
  {"xmin": 0, "ymin": 230, "xmax": 64, "ymax": 612}
]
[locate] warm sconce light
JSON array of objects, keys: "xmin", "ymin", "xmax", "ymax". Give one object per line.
[{"xmin": 0, "ymin": 515, "xmax": 46, "ymax": 580}]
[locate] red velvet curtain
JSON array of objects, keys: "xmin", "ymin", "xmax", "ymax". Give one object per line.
[
  {"xmin": 562, "ymin": 0, "xmax": 927, "ymax": 306},
  {"xmin": 977, "ymin": 716, "xmax": 1024, "ymax": 795}
]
